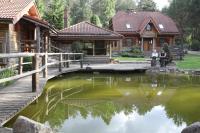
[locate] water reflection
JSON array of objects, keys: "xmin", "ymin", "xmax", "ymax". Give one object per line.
[{"xmin": 5, "ymin": 73, "xmax": 200, "ymax": 133}]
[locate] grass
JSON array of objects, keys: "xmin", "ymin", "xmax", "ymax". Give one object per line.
[
  {"xmin": 176, "ymin": 54, "xmax": 200, "ymax": 70},
  {"xmin": 113, "ymin": 57, "xmax": 147, "ymax": 61}
]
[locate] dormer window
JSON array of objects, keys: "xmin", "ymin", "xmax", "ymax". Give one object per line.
[
  {"xmin": 146, "ymin": 24, "xmax": 152, "ymax": 31},
  {"xmin": 159, "ymin": 24, "xmax": 164, "ymax": 29},
  {"xmin": 126, "ymin": 24, "xmax": 131, "ymax": 29}
]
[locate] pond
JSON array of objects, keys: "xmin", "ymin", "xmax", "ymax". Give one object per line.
[{"xmin": 5, "ymin": 73, "xmax": 200, "ymax": 133}]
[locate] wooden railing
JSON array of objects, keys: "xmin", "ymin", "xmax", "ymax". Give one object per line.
[{"xmin": 0, "ymin": 52, "xmax": 83, "ymax": 92}]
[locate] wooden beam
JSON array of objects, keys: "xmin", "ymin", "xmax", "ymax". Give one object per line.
[
  {"xmin": 35, "ymin": 25, "xmax": 40, "ymax": 53},
  {"xmin": 141, "ymin": 37, "xmax": 144, "ymax": 51},
  {"xmin": 32, "ymin": 54, "xmax": 39, "ymax": 92},
  {"xmin": 59, "ymin": 54, "xmax": 63, "ymax": 72},
  {"xmin": 18, "ymin": 57, "xmax": 23, "ymax": 75}
]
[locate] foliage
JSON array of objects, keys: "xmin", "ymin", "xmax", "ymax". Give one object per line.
[
  {"xmin": 0, "ymin": 69, "xmax": 16, "ymax": 87},
  {"xmin": 71, "ymin": 41, "xmax": 84, "ymax": 53},
  {"xmin": 116, "ymin": 0, "xmax": 136, "ymax": 11},
  {"xmin": 120, "ymin": 46, "xmax": 144, "ymax": 58},
  {"xmin": 102, "ymin": 0, "xmax": 116, "ymax": 27},
  {"xmin": 23, "ymin": 57, "xmax": 32, "ymax": 72},
  {"xmin": 90, "ymin": 14, "xmax": 102, "ymax": 27},
  {"xmin": 35, "ymin": 0, "xmax": 45, "ymax": 17},
  {"xmin": 163, "ymin": 0, "xmax": 200, "ymax": 49},
  {"xmin": 163, "ymin": 43, "xmax": 172, "ymax": 63},
  {"xmin": 70, "ymin": 0, "xmax": 93, "ymax": 24},
  {"xmin": 137, "ymin": 0, "xmax": 157, "ymax": 11},
  {"xmin": 43, "ymin": 0, "xmax": 65, "ymax": 29},
  {"xmin": 191, "ymin": 39, "xmax": 200, "ymax": 51}
]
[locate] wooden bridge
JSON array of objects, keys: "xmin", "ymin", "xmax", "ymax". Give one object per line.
[{"xmin": 0, "ymin": 52, "xmax": 83, "ymax": 126}]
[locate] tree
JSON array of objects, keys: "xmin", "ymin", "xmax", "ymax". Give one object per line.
[
  {"xmin": 43, "ymin": 0, "xmax": 64, "ymax": 29},
  {"xmin": 116, "ymin": 0, "xmax": 136, "ymax": 11},
  {"xmin": 102, "ymin": 0, "xmax": 116, "ymax": 27},
  {"xmin": 137, "ymin": 0, "xmax": 157, "ymax": 11},
  {"xmin": 90, "ymin": 14, "xmax": 102, "ymax": 27},
  {"xmin": 35, "ymin": 0, "xmax": 45, "ymax": 17},
  {"xmin": 70, "ymin": 0, "xmax": 92, "ymax": 24}
]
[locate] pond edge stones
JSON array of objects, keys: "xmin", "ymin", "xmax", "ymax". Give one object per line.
[
  {"xmin": 13, "ymin": 116, "xmax": 53, "ymax": 133},
  {"xmin": 182, "ymin": 122, "xmax": 200, "ymax": 133}
]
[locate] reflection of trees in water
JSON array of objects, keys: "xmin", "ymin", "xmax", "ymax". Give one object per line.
[{"xmin": 6, "ymin": 73, "xmax": 200, "ymax": 129}]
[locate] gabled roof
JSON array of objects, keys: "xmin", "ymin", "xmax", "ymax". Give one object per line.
[
  {"xmin": 54, "ymin": 21, "xmax": 123, "ymax": 40},
  {"xmin": 0, "ymin": 0, "xmax": 39, "ymax": 24},
  {"xmin": 112, "ymin": 11, "xmax": 179, "ymax": 35}
]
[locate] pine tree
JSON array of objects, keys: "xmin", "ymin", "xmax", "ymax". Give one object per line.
[
  {"xmin": 43, "ymin": 0, "xmax": 64, "ymax": 29},
  {"xmin": 138, "ymin": 0, "xmax": 157, "ymax": 11},
  {"xmin": 90, "ymin": 14, "xmax": 102, "ymax": 27},
  {"xmin": 35, "ymin": 0, "xmax": 45, "ymax": 17}
]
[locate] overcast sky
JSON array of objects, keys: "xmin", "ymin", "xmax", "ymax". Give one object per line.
[{"xmin": 153, "ymin": 0, "xmax": 170, "ymax": 10}]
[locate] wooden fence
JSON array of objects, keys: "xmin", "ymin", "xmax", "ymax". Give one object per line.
[{"xmin": 0, "ymin": 52, "xmax": 83, "ymax": 92}]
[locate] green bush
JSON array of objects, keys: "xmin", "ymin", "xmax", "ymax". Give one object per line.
[
  {"xmin": 0, "ymin": 69, "xmax": 16, "ymax": 87},
  {"xmin": 121, "ymin": 46, "xmax": 144, "ymax": 58},
  {"xmin": 163, "ymin": 43, "xmax": 173, "ymax": 63},
  {"xmin": 23, "ymin": 57, "xmax": 32, "ymax": 72},
  {"xmin": 191, "ymin": 39, "xmax": 200, "ymax": 51}
]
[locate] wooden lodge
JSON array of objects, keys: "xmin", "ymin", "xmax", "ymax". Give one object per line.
[
  {"xmin": 110, "ymin": 11, "xmax": 180, "ymax": 54},
  {"xmin": 51, "ymin": 21, "xmax": 123, "ymax": 62},
  {"xmin": 0, "ymin": 0, "xmax": 51, "ymax": 66}
]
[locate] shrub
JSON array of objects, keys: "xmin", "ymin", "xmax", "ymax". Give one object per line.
[
  {"xmin": 0, "ymin": 68, "xmax": 16, "ymax": 87},
  {"xmin": 23, "ymin": 57, "xmax": 32, "ymax": 72},
  {"xmin": 163, "ymin": 43, "xmax": 173, "ymax": 63},
  {"xmin": 191, "ymin": 39, "xmax": 200, "ymax": 51},
  {"xmin": 121, "ymin": 46, "xmax": 144, "ymax": 58}
]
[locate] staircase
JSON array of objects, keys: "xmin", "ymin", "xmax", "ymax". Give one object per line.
[{"xmin": 84, "ymin": 55, "xmax": 110, "ymax": 64}]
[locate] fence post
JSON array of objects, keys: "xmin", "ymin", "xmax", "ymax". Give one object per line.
[
  {"xmin": 66, "ymin": 54, "xmax": 69, "ymax": 68},
  {"xmin": 59, "ymin": 53, "xmax": 63, "ymax": 72},
  {"xmin": 18, "ymin": 57, "xmax": 23, "ymax": 75},
  {"xmin": 32, "ymin": 54, "xmax": 39, "ymax": 92},
  {"xmin": 80, "ymin": 54, "xmax": 83, "ymax": 68},
  {"xmin": 42, "ymin": 53, "xmax": 48, "ymax": 78}
]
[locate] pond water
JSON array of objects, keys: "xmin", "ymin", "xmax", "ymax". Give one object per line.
[{"xmin": 5, "ymin": 73, "xmax": 200, "ymax": 133}]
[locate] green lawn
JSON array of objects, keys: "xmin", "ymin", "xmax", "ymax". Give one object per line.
[
  {"xmin": 113, "ymin": 57, "xmax": 147, "ymax": 61},
  {"xmin": 176, "ymin": 54, "xmax": 200, "ymax": 70}
]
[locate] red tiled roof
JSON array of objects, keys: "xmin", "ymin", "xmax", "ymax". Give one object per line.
[
  {"xmin": 112, "ymin": 11, "xmax": 179, "ymax": 34},
  {"xmin": 56, "ymin": 21, "xmax": 123, "ymax": 39},
  {"xmin": 0, "ymin": 0, "xmax": 35, "ymax": 23}
]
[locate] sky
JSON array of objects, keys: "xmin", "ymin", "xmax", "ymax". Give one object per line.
[{"xmin": 153, "ymin": 0, "xmax": 170, "ymax": 10}]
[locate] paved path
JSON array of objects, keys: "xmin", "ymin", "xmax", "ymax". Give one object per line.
[{"xmin": 0, "ymin": 63, "xmax": 150, "ymax": 126}]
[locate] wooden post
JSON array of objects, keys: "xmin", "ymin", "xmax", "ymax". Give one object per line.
[
  {"xmin": 36, "ymin": 25, "xmax": 41, "ymax": 53},
  {"xmin": 18, "ymin": 57, "xmax": 23, "ymax": 75},
  {"xmin": 109, "ymin": 43, "xmax": 112, "ymax": 59},
  {"xmin": 153, "ymin": 38, "xmax": 156, "ymax": 51},
  {"xmin": 32, "ymin": 54, "xmax": 39, "ymax": 92},
  {"xmin": 42, "ymin": 53, "xmax": 48, "ymax": 78},
  {"xmin": 93, "ymin": 43, "xmax": 95, "ymax": 56},
  {"xmin": 59, "ymin": 54, "xmax": 63, "ymax": 72},
  {"xmin": 141, "ymin": 37, "xmax": 144, "ymax": 51},
  {"xmin": 66, "ymin": 54, "xmax": 69, "ymax": 68},
  {"xmin": 80, "ymin": 54, "xmax": 83, "ymax": 68}
]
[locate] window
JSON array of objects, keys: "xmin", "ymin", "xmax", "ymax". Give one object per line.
[
  {"xmin": 146, "ymin": 24, "xmax": 152, "ymax": 31},
  {"xmin": 126, "ymin": 24, "xmax": 131, "ymax": 29},
  {"xmin": 159, "ymin": 24, "xmax": 164, "ymax": 29},
  {"xmin": 125, "ymin": 39, "xmax": 133, "ymax": 47}
]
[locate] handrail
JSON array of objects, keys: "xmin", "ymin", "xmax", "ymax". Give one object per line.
[
  {"xmin": 0, "ymin": 52, "xmax": 84, "ymax": 92},
  {"xmin": 50, "ymin": 45, "xmax": 66, "ymax": 53}
]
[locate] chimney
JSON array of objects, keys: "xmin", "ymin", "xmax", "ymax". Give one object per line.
[{"xmin": 64, "ymin": 8, "xmax": 68, "ymax": 28}]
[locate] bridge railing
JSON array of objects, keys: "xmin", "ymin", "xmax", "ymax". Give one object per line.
[{"xmin": 0, "ymin": 52, "xmax": 84, "ymax": 92}]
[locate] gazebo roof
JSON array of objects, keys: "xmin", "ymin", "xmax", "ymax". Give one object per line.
[{"xmin": 52, "ymin": 21, "xmax": 123, "ymax": 40}]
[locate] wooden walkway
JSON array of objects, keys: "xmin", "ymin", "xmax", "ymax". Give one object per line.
[
  {"xmin": 0, "ymin": 65, "xmax": 81, "ymax": 126},
  {"xmin": 0, "ymin": 61, "xmax": 150, "ymax": 126}
]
